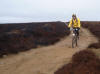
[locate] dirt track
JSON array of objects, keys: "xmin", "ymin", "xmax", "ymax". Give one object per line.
[{"xmin": 0, "ymin": 28, "xmax": 98, "ymax": 74}]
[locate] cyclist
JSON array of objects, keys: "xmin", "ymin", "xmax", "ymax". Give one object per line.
[{"xmin": 68, "ymin": 14, "xmax": 81, "ymax": 37}]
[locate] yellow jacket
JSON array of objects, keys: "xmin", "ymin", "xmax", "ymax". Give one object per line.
[{"xmin": 68, "ymin": 18, "xmax": 81, "ymax": 28}]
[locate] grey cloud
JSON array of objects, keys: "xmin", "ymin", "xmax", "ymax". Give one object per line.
[{"xmin": 0, "ymin": 0, "xmax": 100, "ymax": 23}]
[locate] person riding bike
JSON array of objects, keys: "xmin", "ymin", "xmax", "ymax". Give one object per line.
[{"xmin": 68, "ymin": 14, "xmax": 81, "ymax": 37}]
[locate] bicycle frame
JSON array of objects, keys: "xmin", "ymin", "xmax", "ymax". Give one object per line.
[{"xmin": 72, "ymin": 28, "xmax": 78, "ymax": 48}]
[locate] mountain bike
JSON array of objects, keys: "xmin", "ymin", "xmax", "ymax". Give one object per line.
[
  {"xmin": 63, "ymin": 22, "xmax": 79, "ymax": 48},
  {"xmin": 71, "ymin": 28, "xmax": 79, "ymax": 48}
]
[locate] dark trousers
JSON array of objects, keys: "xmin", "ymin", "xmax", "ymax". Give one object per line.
[{"xmin": 73, "ymin": 27, "xmax": 80, "ymax": 36}]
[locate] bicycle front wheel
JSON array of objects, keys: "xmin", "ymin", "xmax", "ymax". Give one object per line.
[
  {"xmin": 72, "ymin": 36, "xmax": 76, "ymax": 48},
  {"xmin": 72, "ymin": 35, "xmax": 78, "ymax": 48}
]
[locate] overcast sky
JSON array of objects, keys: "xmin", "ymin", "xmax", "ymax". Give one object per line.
[{"xmin": 0, "ymin": 0, "xmax": 100, "ymax": 23}]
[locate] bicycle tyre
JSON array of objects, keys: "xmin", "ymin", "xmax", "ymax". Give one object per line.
[
  {"xmin": 72, "ymin": 36, "xmax": 76, "ymax": 48},
  {"xmin": 72, "ymin": 35, "xmax": 78, "ymax": 48},
  {"xmin": 76, "ymin": 35, "xmax": 78, "ymax": 46}
]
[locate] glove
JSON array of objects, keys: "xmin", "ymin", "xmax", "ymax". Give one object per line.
[{"xmin": 68, "ymin": 27, "xmax": 70, "ymax": 30}]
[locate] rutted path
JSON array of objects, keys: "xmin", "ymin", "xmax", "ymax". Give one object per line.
[{"xmin": 0, "ymin": 28, "xmax": 98, "ymax": 74}]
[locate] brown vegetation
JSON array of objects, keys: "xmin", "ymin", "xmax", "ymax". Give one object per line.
[
  {"xmin": 81, "ymin": 21, "xmax": 100, "ymax": 49},
  {"xmin": 0, "ymin": 22, "xmax": 70, "ymax": 57},
  {"xmin": 55, "ymin": 50, "xmax": 100, "ymax": 74}
]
